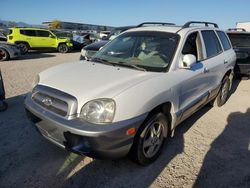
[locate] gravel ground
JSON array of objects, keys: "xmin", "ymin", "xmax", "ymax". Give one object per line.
[{"xmin": 0, "ymin": 52, "xmax": 249, "ymax": 188}]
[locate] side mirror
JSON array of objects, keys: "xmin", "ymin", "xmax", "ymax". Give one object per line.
[
  {"xmin": 182, "ymin": 54, "xmax": 197, "ymax": 69},
  {"xmin": 49, "ymin": 34, "xmax": 55, "ymax": 38}
]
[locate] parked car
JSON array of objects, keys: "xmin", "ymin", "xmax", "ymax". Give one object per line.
[
  {"xmin": 0, "ymin": 32, "xmax": 7, "ymax": 42},
  {"xmin": 7, "ymin": 28, "xmax": 73, "ymax": 53},
  {"xmin": 80, "ymin": 26, "xmax": 136, "ymax": 60},
  {"xmin": 25, "ymin": 21, "xmax": 236, "ymax": 165},
  {"xmin": 227, "ymin": 29, "xmax": 250, "ymax": 78},
  {"xmin": 0, "ymin": 69, "xmax": 7, "ymax": 112},
  {"xmin": 0, "ymin": 42, "xmax": 21, "ymax": 61}
]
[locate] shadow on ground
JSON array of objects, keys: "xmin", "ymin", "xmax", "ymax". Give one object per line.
[{"xmin": 194, "ymin": 108, "xmax": 250, "ymax": 188}]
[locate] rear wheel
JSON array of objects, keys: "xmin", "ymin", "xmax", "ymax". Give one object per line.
[
  {"xmin": 58, "ymin": 44, "xmax": 69, "ymax": 53},
  {"xmin": 213, "ymin": 75, "xmax": 231, "ymax": 107},
  {"xmin": 18, "ymin": 43, "xmax": 29, "ymax": 54},
  {"xmin": 0, "ymin": 48, "xmax": 9, "ymax": 61},
  {"xmin": 130, "ymin": 113, "xmax": 168, "ymax": 165}
]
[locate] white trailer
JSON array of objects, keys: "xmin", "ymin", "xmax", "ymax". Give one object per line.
[{"xmin": 236, "ymin": 22, "xmax": 250, "ymax": 32}]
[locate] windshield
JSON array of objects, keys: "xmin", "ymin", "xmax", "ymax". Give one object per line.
[{"xmin": 93, "ymin": 31, "xmax": 179, "ymax": 72}]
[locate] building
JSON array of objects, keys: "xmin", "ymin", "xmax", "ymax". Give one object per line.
[
  {"xmin": 43, "ymin": 21, "xmax": 114, "ymax": 31},
  {"xmin": 236, "ymin": 21, "xmax": 250, "ymax": 32}
]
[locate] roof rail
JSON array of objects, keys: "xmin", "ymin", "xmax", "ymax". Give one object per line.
[
  {"xmin": 228, "ymin": 28, "xmax": 246, "ymax": 32},
  {"xmin": 137, "ymin": 22, "xmax": 175, "ymax": 27},
  {"xmin": 182, "ymin": 21, "xmax": 219, "ymax": 28}
]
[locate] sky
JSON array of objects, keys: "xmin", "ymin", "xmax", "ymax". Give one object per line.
[{"xmin": 1, "ymin": 0, "xmax": 250, "ymax": 29}]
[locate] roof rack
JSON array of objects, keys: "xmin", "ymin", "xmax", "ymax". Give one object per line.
[
  {"xmin": 137, "ymin": 22, "xmax": 175, "ymax": 27},
  {"xmin": 182, "ymin": 21, "xmax": 219, "ymax": 28},
  {"xmin": 228, "ymin": 28, "xmax": 246, "ymax": 32}
]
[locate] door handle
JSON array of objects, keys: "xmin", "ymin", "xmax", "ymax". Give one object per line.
[
  {"xmin": 224, "ymin": 60, "xmax": 228, "ymax": 64},
  {"xmin": 203, "ymin": 67, "xmax": 209, "ymax": 73}
]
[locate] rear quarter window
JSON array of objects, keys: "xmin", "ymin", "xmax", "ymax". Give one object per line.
[
  {"xmin": 216, "ymin": 31, "xmax": 231, "ymax": 50},
  {"xmin": 201, "ymin": 30, "xmax": 222, "ymax": 58}
]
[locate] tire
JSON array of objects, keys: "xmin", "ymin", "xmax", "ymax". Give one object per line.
[
  {"xmin": 129, "ymin": 112, "xmax": 168, "ymax": 165},
  {"xmin": 0, "ymin": 48, "xmax": 9, "ymax": 61},
  {"xmin": 0, "ymin": 101, "xmax": 8, "ymax": 112},
  {"xmin": 58, "ymin": 44, "xmax": 69, "ymax": 53},
  {"xmin": 18, "ymin": 43, "xmax": 29, "ymax": 54},
  {"xmin": 213, "ymin": 75, "xmax": 231, "ymax": 107}
]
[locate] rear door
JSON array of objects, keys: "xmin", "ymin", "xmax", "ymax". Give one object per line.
[
  {"xmin": 200, "ymin": 30, "xmax": 225, "ymax": 93},
  {"xmin": 20, "ymin": 29, "xmax": 37, "ymax": 47}
]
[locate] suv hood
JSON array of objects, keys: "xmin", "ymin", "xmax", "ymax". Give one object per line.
[
  {"xmin": 84, "ymin": 40, "xmax": 109, "ymax": 51},
  {"xmin": 39, "ymin": 61, "xmax": 160, "ymax": 109}
]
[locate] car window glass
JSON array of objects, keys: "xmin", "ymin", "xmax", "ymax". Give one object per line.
[
  {"xmin": 36, "ymin": 30, "xmax": 50, "ymax": 37},
  {"xmin": 216, "ymin": 31, "xmax": 231, "ymax": 50},
  {"xmin": 23, "ymin": 30, "xmax": 37, "ymax": 37},
  {"xmin": 227, "ymin": 33, "xmax": 250, "ymax": 47},
  {"xmin": 182, "ymin": 32, "xmax": 204, "ymax": 61},
  {"xmin": 201, "ymin": 30, "xmax": 222, "ymax": 58},
  {"xmin": 94, "ymin": 31, "xmax": 179, "ymax": 72}
]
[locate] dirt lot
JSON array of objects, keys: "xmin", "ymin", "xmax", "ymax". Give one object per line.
[{"xmin": 0, "ymin": 52, "xmax": 249, "ymax": 188}]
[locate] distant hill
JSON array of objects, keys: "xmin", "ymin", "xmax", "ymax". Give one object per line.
[{"xmin": 0, "ymin": 19, "xmax": 47, "ymax": 29}]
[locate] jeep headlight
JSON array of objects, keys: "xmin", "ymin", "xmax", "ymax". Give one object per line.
[
  {"xmin": 80, "ymin": 99, "xmax": 115, "ymax": 124},
  {"xmin": 32, "ymin": 75, "xmax": 40, "ymax": 88},
  {"xmin": 81, "ymin": 48, "xmax": 87, "ymax": 57}
]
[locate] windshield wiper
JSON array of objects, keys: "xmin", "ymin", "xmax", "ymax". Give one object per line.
[
  {"xmin": 91, "ymin": 57, "xmax": 114, "ymax": 66},
  {"xmin": 118, "ymin": 62, "xmax": 147, "ymax": 71}
]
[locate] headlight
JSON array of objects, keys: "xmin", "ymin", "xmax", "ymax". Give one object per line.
[
  {"xmin": 80, "ymin": 99, "xmax": 115, "ymax": 124},
  {"xmin": 32, "ymin": 75, "xmax": 40, "ymax": 88},
  {"xmin": 81, "ymin": 48, "xmax": 87, "ymax": 57}
]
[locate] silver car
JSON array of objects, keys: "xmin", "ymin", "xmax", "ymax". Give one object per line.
[{"xmin": 0, "ymin": 42, "xmax": 21, "ymax": 61}]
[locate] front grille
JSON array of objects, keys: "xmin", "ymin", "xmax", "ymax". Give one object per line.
[{"xmin": 31, "ymin": 85, "xmax": 77, "ymax": 118}]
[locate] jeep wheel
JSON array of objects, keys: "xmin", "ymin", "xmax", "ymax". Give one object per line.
[
  {"xmin": 214, "ymin": 75, "xmax": 230, "ymax": 107},
  {"xmin": 130, "ymin": 113, "xmax": 168, "ymax": 165},
  {"xmin": 58, "ymin": 44, "xmax": 69, "ymax": 53},
  {"xmin": 0, "ymin": 48, "xmax": 9, "ymax": 61},
  {"xmin": 18, "ymin": 43, "xmax": 29, "ymax": 54}
]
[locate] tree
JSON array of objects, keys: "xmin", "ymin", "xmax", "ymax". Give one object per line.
[{"xmin": 49, "ymin": 20, "xmax": 61, "ymax": 29}]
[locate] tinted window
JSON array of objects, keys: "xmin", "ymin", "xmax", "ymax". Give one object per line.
[
  {"xmin": 21, "ymin": 30, "xmax": 36, "ymax": 36},
  {"xmin": 227, "ymin": 33, "xmax": 250, "ymax": 47},
  {"xmin": 36, "ymin": 30, "xmax": 50, "ymax": 37},
  {"xmin": 201, "ymin": 30, "xmax": 222, "ymax": 58},
  {"xmin": 216, "ymin": 31, "xmax": 231, "ymax": 50}
]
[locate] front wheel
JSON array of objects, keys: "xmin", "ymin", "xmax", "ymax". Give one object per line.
[
  {"xmin": 130, "ymin": 113, "xmax": 168, "ymax": 165},
  {"xmin": 58, "ymin": 44, "xmax": 69, "ymax": 53}
]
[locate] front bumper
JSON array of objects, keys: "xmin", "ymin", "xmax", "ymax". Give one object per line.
[{"xmin": 24, "ymin": 93, "xmax": 146, "ymax": 159}]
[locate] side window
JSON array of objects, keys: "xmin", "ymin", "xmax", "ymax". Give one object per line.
[
  {"xmin": 216, "ymin": 31, "xmax": 231, "ymax": 50},
  {"xmin": 23, "ymin": 30, "xmax": 37, "ymax": 37},
  {"xmin": 182, "ymin": 32, "xmax": 204, "ymax": 61},
  {"xmin": 201, "ymin": 30, "xmax": 222, "ymax": 58},
  {"xmin": 36, "ymin": 30, "xmax": 50, "ymax": 37}
]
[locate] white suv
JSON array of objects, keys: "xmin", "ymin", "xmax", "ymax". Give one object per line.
[{"xmin": 25, "ymin": 21, "xmax": 236, "ymax": 165}]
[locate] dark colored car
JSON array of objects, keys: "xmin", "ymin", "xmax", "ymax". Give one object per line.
[
  {"xmin": 0, "ymin": 70, "xmax": 7, "ymax": 112},
  {"xmin": 80, "ymin": 26, "xmax": 136, "ymax": 60},
  {"xmin": 227, "ymin": 30, "xmax": 250, "ymax": 78}
]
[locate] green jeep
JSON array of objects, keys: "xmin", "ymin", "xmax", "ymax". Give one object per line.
[{"xmin": 7, "ymin": 28, "xmax": 73, "ymax": 53}]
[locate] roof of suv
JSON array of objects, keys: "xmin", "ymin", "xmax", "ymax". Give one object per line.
[{"xmin": 125, "ymin": 21, "xmax": 220, "ymax": 34}]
